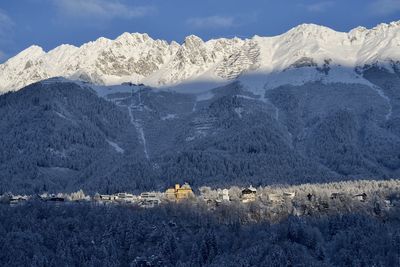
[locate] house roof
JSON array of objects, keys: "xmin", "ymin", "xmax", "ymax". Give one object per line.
[
  {"xmin": 242, "ymin": 187, "xmax": 256, "ymax": 194},
  {"xmin": 180, "ymin": 183, "xmax": 192, "ymax": 189},
  {"xmin": 353, "ymin": 193, "xmax": 367, "ymax": 197}
]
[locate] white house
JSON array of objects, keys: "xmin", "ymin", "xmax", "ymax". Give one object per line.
[
  {"xmin": 115, "ymin": 193, "xmax": 136, "ymax": 203},
  {"xmin": 99, "ymin": 195, "xmax": 116, "ymax": 201},
  {"xmin": 283, "ymin": 192, "xmax": 295, "ymax": 199},
  {"xmin": 268, "ymin": 193, "xmax": 283, "ymax": 203},
  {"xmin": 139, "ymin": 192, "xmax": 161, "ymax": 208},
  {"xmin": 221, "ymin": 189, "xmax": 230, "ymax": 201},
  {"xmin": 353, "ymin": 193, "xmax": 367, "ymax": 202}
]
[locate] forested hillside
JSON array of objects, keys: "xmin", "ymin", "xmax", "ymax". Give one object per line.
[
  {"xmin": 0, "ymin": 81, "xmax": 156, "ymax": 193},
  {"xmin": 1, "ymin": 71, "xmax": 400, "ymax": 194}
]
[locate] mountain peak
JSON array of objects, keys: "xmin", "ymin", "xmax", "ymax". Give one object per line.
[
  {"xmin": 6, "ymin": 45, "xmax": 45, "ymax": 64},
  {"xmin": 389, "ymin": 20, "xmax": 400, "ymax": 27},
  {"xmin": 183, "ymin": 35, "xmax": 204, "ymax": 46},
  {"xmin": 116, "ymin": 32, "xmax": 152, "ymax": 43},
  {"xmin": 89, "ymin": 37, "xmax": 112, "ymax": 47},
  {"xmin": 286, "ymin": 23, "xmax": 340, "ymax": 39},
  {"xmin": 19, "ymin": 45, "xmax": 45, "ymax": 56},
  {"xmin": 371, "ymin": 21, "xmax": 400, "ymax": 32}
]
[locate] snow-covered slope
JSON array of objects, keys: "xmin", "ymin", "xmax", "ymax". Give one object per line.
[{"xmin": 1, "ymin": 21, "xmax": 400, "ymax": 93}]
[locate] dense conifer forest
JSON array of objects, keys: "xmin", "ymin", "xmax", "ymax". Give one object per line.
[
  {"xmin": 0, "ymin": 201, "xmax": 399, "ymax": 266},
  {"xmin": 0, "ymin": 179, "xmax": 399, "ymax": 266}
]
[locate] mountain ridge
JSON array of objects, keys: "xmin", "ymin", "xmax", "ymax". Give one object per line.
[{"xmin": 1, "ymin": 21, "xmax": 400, "ymax": 93}]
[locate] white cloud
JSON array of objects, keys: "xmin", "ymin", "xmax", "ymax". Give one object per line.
[
  {"xmin": 187, "ymin": 15, "xmax": 235, "ymax": 29},
  {"xmin": 54, "ymin": 0, "xmax": 156, "ymax": 20},
  {"xmin": 369, "ymin": 0, "xmax": 400, "ymax": 15},
  {"xmin": 305, "ymin": 1, "xmax": 335, "ymax": 12},
  {"xmin": 0, "ymin": 50, "xmax": 6, "ymax": 61},
  {"xmin": 0, "ymin": 9, "xmax": 14, "ymax": 37},
  {"xmin": 0, "ymin": 9, "xmax": 14, "ymax": 61}
]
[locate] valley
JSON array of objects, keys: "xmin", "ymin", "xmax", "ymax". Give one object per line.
[{"xmin": 2, "ymin": 2, "xmax": 400, "ymax": 266}]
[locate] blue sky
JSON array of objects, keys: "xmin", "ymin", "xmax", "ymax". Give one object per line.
[{"xmin": 0, "ymin": 0, "xmax": 399, "ymax": 62}]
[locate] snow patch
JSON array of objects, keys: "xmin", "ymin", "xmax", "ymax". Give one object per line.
[
  {"xmin": 234, "ymin": 107, "xmax": 244, "ymax": 118},
  {"xmin": 106, "ymin": 139, "xmax": 124, "ymax": 153},
  {"xmin": 196, "ymin": 91, "xmax": 215, "ymax": 101},
  {"xmin": 369, "ymin": 85, "xmax": 392, "ymax": 120},
  {"xmin": 128, "ymin": 106, "xmax": 149, "ymax": 159},
  {"xmin": 239, "ymin": 66, "xmax": 373, "ymax": 94},
  {"xmin": 90, "ymin": 84, "xmax": 142, "ymax": 98},
  {"xmin": 161, "ymin": 114, "xmax": 177, "ymax": 120},
  {"xmin": 235, "ymin": 94, "xmax": 259, "ymax": 100},
  {"xmin": 185, "ymin": 136, "xmax": 196, "ymax": 142},
  {"xmin": 55, "ymin": 111, "xmax": 67, "ymax": 119}
]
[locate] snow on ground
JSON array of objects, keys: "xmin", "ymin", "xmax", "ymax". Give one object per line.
[
  {"xmin": 234, "ymin": 94, "xmax": 260, "ymax": 100},
  {"xmin": 90, "ymin": 84, "xmax": 142, "ymax": 98},
  {"xmin": 106, "ymin": 139, "xmax": 124, "ymax": 153},
  {"xmin": 191, "ymin": 91, "xmax": 215, "ymax": 112},
  {"xmin": 54, "ymin": 111, "xmax": 67, "ymax": 119},
  {"xmin": 162, "ymin": 79, "xmax": 228, "ymax": 95},
  {"xmin": 369, "ymin": 85, "xmax": 393, "ymax": 120},
  {"xmin": 196, "ymin": 91, "xmax": 215, "ymax": 101},
  {"xmin": 234, "ymin": 107, "xmax": 244, "ymax": 118},
  {"xmin": 239, "ymin": 66, "xmax": 373, "ymax": 94}
]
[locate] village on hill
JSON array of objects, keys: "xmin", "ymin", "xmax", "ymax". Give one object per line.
[{"xmin": 1, "ymin": 179, "xmax": 400, "ymax": 222}]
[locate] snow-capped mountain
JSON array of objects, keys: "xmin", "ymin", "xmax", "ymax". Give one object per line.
[{"xmin": 1, "ymin": 21, "xmax": 400, "ymax": 93}]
